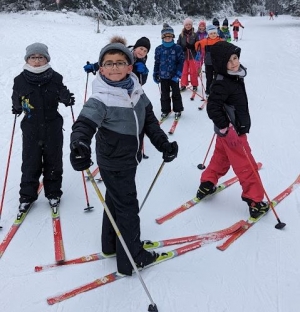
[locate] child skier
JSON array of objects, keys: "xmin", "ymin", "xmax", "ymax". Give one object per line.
[
  {"xmin": 153, "ymin": 23, "xmax": 185, "ymax": 120},
  {"xmin": 220, "ymin": 18, "xmax": 232, "ymax": 42},
  {"xmin": 84, "ymin": 37, "xmax": 151, "ymax": 158},
  {"xmin": 194, "ymin": 25, "xmax": 223, "ymax": 95},
  {"xmin": 12, "ymin": 42, "xmax": 75, "ymax": 212},
  {"xmin": 195, "ymin": 20, "xmax": 208, "ymax": 74},
  {"xmin": 212, "ymin": 18, "xmax": 225, "ymax": 39},
  {"xmin": 83, "ymin": 36, "xmax": 151, "ymax": 86},
  {"xmin": 177, "ymin": 18, "xmax": 198, "ymax": 92},
  {"xmin": 195, "ymin": 41, "xmax": 269, "ymax": 219},
  {"xmin": 230, "ymin": 18, "xmax": 244, "ymax": 41},
  {"xmin": 70, "ymin": 36, "xmax": 178, "ymax": 276}
]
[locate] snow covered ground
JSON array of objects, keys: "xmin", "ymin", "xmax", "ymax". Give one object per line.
[{"xmin": 1, "ymin": 11, "xmax": 300, "ymax": 312}]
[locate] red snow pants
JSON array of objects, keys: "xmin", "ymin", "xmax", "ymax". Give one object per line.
[
  {"xmin": 200, "ymin": 134, "xmax": 264, "ymax": 202},
  {"xmin": 181, "ymin": 59, "xmax": 198, "ymax": 87}
]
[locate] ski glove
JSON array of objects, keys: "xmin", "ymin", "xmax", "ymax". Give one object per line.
[
  {"xmin": 195, "ymin": 51, "xmax": 201, "ymax": 61},
  {"xmin": 134, "ymin": 62, "xmax": 149, "ymax": 75},
  {"xmin": 12, "ymin": 106, "xmax": 22, "ymax": 116},
  {"xmin": 153, "ymin": 74, "xmax": 160, "ymax": 84},
  {"xmin": 64, "ymin": 93, "xmax": 75, "ymax": 107},
  {"xmin": 70, "ymin": 140, "xmax": 93, "ymax": 171},
  {"xmin": 171, "ymin": 76, "xmax": 179, "ymax": 83},
  {"xmin": 83, "ymin": 62, "xmax": 99, "ymax": 75},
  {"xmin": 224, "ymin": 126, "xmax": 240, "ymax": 148},
  {"xmin": 162, "ymin": 141, "xmax": 178, "ymax": 163}
]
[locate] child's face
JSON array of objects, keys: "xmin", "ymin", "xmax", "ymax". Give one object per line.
[
  {"xmin": 208, "ymin": 31, "xmax": 218, "ymax": 39},
  {"xmin": 227, "ymin": 54, "xmax": 240, "ymax": 72},
  {"xmin": 184, "ymin": 23, "xmax": 192, "ymax": 30},
  {"xmin": 163, "ymin": 34, "xmax": 174, "ymax": 42},
  {"xmin": 134, "ymin": 47, "xmax": 148, "ymax": 59},
  {"xmin": 26, "ymin": 54, "xmax": 48, "ymax": 67},
  {"xmin": 199, "ymin": 26, "xmax": 205, "ymax": 31},
  {"xmin": 100, "ymin": 53, "xmax": 133, "ymax": 82}
]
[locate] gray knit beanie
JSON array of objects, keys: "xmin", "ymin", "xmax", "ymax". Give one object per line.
[
  {"xmin": 98, "ymin": 42, "xmax": 134, "ymax": 66},
  {"xmin": 24, "ymin": 42, "xmax": 51, "ymax": 62}
]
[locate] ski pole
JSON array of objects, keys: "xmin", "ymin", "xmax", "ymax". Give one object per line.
[
  {"xmin": 0, "ymin": 115, "xmax": 17, "ymax": 229},
  {"xmin": 70, "ymin": 106, "xmax": 94, "ymax": 211},
  {"xmin": 139, "ymin": 161, "xmax": 165, "ymax": 212},
  {"xmin": 240, "ymin": 28, "xmax": 244, "ymax": 40},
  {"xmin": 84, "ymin": 62, "xmax": 90, "ymax": 103},
  {"xmin": 85, "ymin": 168, "xmax": 158, "ymax": 312},
  {"xmin": 197, "ymin": 133, "xmax": 216, "ymax": 170},
  {"xmin": 241, "ymin": 144, "xmax": 286, "ymax": 229}
]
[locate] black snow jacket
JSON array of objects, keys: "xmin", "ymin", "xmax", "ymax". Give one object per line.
[
  {"xmin": 207, "ymin": 41, "xmax": 251, "ymax": 136},
  {"xmin": 12, "ymin": 69, "xmax": 72, "ymax": 143}
]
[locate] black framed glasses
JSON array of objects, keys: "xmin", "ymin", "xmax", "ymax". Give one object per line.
[
  {"xmin": 29, "ymin": 56, "xmax": 46, "ymax": 62},
  {"xmin": 102, "ymin": 61, "xmax": 128, "ymax": 69}
]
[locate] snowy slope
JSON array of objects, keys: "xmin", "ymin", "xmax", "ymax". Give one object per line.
[{"xmin": 1, "ymin": 11, "xmax": 300, "ymax": 312}]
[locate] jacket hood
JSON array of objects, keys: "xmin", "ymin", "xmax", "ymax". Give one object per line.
[{"xmin": 210, "ymin": 41, "xmax": 241, "ymax": 76}]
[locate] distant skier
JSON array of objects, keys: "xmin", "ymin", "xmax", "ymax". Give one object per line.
[{"xmin": 230, "ymin": 18, "xmax": 244, "ymax": 41}]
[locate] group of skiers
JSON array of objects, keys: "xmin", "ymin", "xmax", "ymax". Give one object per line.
[{"xmin": 10, "ymin": 16, "xmax": 269, "ymax": 276}]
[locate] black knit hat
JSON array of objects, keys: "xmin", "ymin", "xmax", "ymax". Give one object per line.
[
  {"xmin": 210, "ymin": 41, "xmax": 241, "ymax": 75},
  {"xmin": 212, "ymin": 18, "xmax": 220, "ymax": 26},
  {"xmin": 223, "ymin": 18, "xmax": 229, "ymax": 26},
  {"xmin": 133, "ymin": 37, "xmax": 151, "ymax": 52}
]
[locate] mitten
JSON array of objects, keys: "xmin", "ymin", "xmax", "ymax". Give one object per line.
[
  {"xmin": 83, "ymin": 62, "xmax": 99, "ymax": 75},
  {"xmin": 225, "ymin": 126, "xmax": 240, "ymax": 148},
  {"xmin": 153, "ymin": 74, "xmax": 160, "ymax": 84},
  {"xmin": 162, "ymin": 141, "xmax": 178, "ymax": 162},
  {"xmin": 134, "ymin": 62, "xmax": 149, "ymax": 74},
  {"xmin": 70, "ymin": 140, "xmax": 93, "ymax": 171}
]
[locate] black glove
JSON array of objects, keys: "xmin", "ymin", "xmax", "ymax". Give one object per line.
[
  {"xmin": 162, "ymin": 141, "xmax": 178, "ymax": 163},
  {"xmin": 64, "ymin": 93, "xmax": 75, "ymax": 107},
  {"xmin": 12, "ymin": 107, "xmax": 22, "ymax": 116},
  {"xmin": 70, "ymin": 140, "xmax": 93, "ymax": 171}
]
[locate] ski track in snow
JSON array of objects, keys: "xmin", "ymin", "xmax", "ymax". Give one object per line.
[{"xmin": 1, "ymin": 11, "xmax": 300, "ymax": 312}]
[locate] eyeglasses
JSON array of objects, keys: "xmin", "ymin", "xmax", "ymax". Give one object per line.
[
  {"xmin": 29, "ymin": 56, "xmax": 46, "ymax": 62},
  {"xmin": 102, "ymin": 61, "xmax": 128, "ymax": 69},
  {"xmin": 163, "ymin": 35, "xmax": 174, "ymax": 39}
]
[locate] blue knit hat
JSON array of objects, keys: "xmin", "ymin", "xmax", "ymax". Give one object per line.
[
  {"xmin": 161, "ymin": 23, "xmax": 175, "ymax": 39},
  {"xmin": 207, "ymin": 24, "xmax": 218, "ymax": 34}
]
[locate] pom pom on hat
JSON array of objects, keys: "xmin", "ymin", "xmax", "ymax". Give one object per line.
[
  {"xmin": 98, "ymin": 36, "xmax": 134, "ymax": 66},
  {"xmin": 212, "ymin": 18, "xmax": 220, "ymax": 26},
  {"xmin": 24, "ymin": 42, "xmax": 51, "ymax": 62},
  {"xmin": 133, "ymin": 37, "xmax": 151, "ymax": 52},
  {"xmin": 198, "ymin": 20, "xmax": 206, "ymax": 28},
  {"xmin": 161, "ymin": 23, "xmax": 175, "ymax": 39},
  {"xmin": 207, "ymin": 25, "xmax": 218, "ymax": 34},
  {"xmin": 184, "ymin": 17, "xmax": 193, "ymax": 26},
  {"xmin": 223, "ymin": 18, "xmax": 229, "ymax": 26}
]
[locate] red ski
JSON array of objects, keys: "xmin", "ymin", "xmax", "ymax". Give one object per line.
[
  {"xmin": 168, "ymin": 117, "xmax": 180, "ymax": 134},
  {"xmin": 45, "ymin": 222, "xmax": 242, "ymax": 306},
  {"xmin": 51, "ymin": 206, "xmax": 65, "ymax": 263},
  {"xmin": 35, "ymin": 220, "xmax": 244, "ymax": 272},
  {"xmin": 217, "ymin": 174, "xmax": 300, "ymax": 251},
  {"xmin": 156, "ymin": 163, "xmax": 262, "ymax": 224},
  {"xmin": 0, "ymin": 183, "xmax": 43, "ymax": 258}
]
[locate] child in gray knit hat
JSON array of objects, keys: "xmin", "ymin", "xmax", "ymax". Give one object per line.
[
  {"xmin": 12, "ymin": 42, "xmax": 75, "ymax": 215},
  {"xmin": 70, "ymin": 36, "xmax": 178, "ymax": 276}
]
